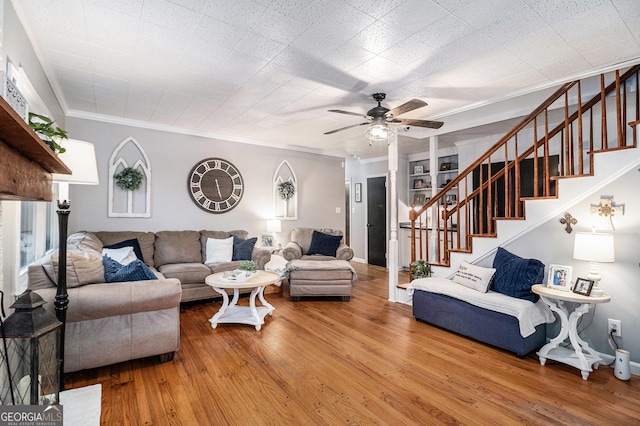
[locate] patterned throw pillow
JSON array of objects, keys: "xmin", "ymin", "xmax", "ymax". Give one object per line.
[
  {"xmin": 103, "ymin": 256, "xmax": 157, "ymax": 283},
  {"xmin": 491, "ymin": 247, "xmax": 544, "ymax": 302}
]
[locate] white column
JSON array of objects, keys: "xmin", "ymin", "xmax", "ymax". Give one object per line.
[{"xmin": 388, "ymin": 134, "xmax": 398, "ymax": 301}]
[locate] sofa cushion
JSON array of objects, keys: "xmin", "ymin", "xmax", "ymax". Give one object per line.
[
  {"xmin": 43, "ymin": 232, "xmax": 105, "ymax": 288},
  {"xmin": 158, "ymin": 263, "xmax": 212, "ymax": 284},
  {"xmin": 154, "ymin": 231, "xmax": 202, "ymax": 267},
  {"xmin": 103, "ymin": 256, "xmax": 158, "ymax": 282},
  {"xmin": 452, "ymin": 261, "xmax": 496, "ymax": 293},
  {"xmin": 491, "ymin": 247, "xmax": 544, "ymax": 302},
  {"xmin": 205, "ymin": 236, "xmax": 234, "ymax": 264},
  {"xmin": 94, "ymin": 232, "xmax": 156, "ymax": 267},
  {"xmin": 103, "ymin": 238, "xmax": 144, "ymax": 262},
  {"xmin": 232, "ymin": 236, "xmax": 257, "ymax": 261},
  {"xmin": 307, "ymin": 231, "xmax": 343, "ymax": 257}
]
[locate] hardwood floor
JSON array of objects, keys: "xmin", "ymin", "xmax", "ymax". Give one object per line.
[{"xmin": 66, "ymin": 263, "xmax": 640, "ymax": 425}]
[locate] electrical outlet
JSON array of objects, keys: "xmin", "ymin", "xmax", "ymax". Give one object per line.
[{"xmin": 608, "ymin": 319, "xmax": 622, "ymax": 337}]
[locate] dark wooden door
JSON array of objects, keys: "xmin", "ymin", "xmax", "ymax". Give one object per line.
[{"xmin": 367, "ymin": 176, "xmax": 386, "ymax": 267}]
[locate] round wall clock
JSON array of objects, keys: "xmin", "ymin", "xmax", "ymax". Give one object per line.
[{"xmin": 188, "ymin": 158, "xmax": 244, "ymax": 213}]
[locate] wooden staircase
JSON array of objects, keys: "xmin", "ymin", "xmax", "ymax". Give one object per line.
[{"xmin": 409, "ymin": 65, "xmax": 640, "ymax": 269}]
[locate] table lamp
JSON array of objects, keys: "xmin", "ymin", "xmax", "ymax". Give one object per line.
[
  {"xmin": 572, "ymin": 231, "xmax": 615, "ymax": 296},
  {"xmin": 51, "ymin": 139, "xmax": 99, "ymax": 388}
]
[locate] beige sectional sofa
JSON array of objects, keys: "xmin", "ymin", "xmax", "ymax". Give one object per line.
[{"xmin": 27, "ymin": 229, "xmax": 270, "ymax": 372}]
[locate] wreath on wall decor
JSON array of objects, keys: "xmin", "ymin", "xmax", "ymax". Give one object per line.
[
  {"xmin": 114, "ymin": 167, "xmax": 144, "ymax": 191},
  {"xmin": 277, "ymin": 181, "xmax": 296, "ymax": 200}
]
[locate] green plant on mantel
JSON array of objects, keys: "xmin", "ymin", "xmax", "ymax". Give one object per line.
[
  {"xmin": 410, "ymin": 259, "xmax": 431, "ymax": 279},
  {"xmin": 28, "ymin": 112, "xmax": 68, "ymax": 154}
]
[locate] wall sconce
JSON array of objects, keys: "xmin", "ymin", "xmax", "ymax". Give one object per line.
[{"xmin": 590, "ymin": 196, "xmax": 623, "ymax": 230}]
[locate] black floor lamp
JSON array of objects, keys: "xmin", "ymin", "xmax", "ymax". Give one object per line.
[{"xmin": 52, "ymin": 139, "xmax": 99, "ymax": 390}]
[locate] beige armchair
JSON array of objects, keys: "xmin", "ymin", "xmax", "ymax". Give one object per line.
[{"xmin": 282, "ymin": 228, "xmax": 354, "ymax": 261}]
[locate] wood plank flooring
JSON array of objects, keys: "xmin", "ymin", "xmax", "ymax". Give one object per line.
[{"xmin": 66, "ymin": 263, "xmax": 640, "ymax": 425}]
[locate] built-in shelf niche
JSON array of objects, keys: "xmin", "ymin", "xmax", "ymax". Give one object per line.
[
  {"xmin": 108, "ymin": 137, "xmax": 151, "ymax": 218},
  {"xmin": 273, "ymin": 159, "xmax": 297, "ymax": 220}
]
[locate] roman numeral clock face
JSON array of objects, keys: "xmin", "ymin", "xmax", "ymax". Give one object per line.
[{"xmin": 188, "ymin": 158, "xmax": 244, "ymax": 213}]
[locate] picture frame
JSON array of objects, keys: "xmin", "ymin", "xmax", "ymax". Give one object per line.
[
  {"xmin": 260, "ymin": 233, "xmax": 275, "ymax": 248},
  {"xmin": 414, "ymin": 179, "xmax": 424, "ymax": 189},
  {"xmin": 573, "ymin": 277, "xmax": 594, "ymax": 296},
  {"xmin": 440, "ymin": 162, "xmax": 452, "ymax": 171},
  {"xmin": 547, "ymin": 264, "xmax": 573, "ymax": 291},
  {"xmin": 354, "ymin": 183, "xmax": 362, "ymax": 202},
  {"xmin": 413, "ymin": 165, "xmax": 424, "ymax": 174},
  {"xmin": 413, "ymin": 193, "xmax": 426, "ymax": 205}
]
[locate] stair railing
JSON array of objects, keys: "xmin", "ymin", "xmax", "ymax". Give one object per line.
[{"xmin": 410, "ymin": 65, "xmax": 640, "ymax": 267}]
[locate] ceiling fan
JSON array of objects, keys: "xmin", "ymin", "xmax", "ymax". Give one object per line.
[{"xmin": 324, "ymin": 93, "xmax": 444, "ymax": 142}]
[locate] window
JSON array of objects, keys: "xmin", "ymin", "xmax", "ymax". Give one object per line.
[{"xmin": 19, "ymin": 202, "xmax": 36, "ymax": 268}]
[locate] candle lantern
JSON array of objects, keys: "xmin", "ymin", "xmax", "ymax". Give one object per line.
[{"xmin": 0, "ymin": 290, "xmax": 62, "ymax": 405}]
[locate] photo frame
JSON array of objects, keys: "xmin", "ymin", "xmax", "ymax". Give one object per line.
[
  {"xmin": 413, "ymin": 165, "xmax": 424, "ymax": 174},
  {"xmin": 413, "ymin": 193, "xmax": 426, "ymax": 205},
  {"xmin": 414, "ymin": 179, "xmax": 424, "ymax": 189},
  {"xmin": 573, "ymin": 277, "xmax": 594, "ymax": 296},
  {"xmin": 354, "ymin": 183, "xmax": 362, "ymax": 202},
  {"xmin": 260, "ymin": 233, "xmax": 275, "ymax": 248},
  {"xmin": 440, "ymin": 162, "xmax": 452, "ymax": 171},
  {"xmin": 547, "ymin": 264, "xmax": 573, "ymax": 291}
]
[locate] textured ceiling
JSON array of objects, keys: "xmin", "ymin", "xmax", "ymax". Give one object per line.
[{"xmin": 12, "ymin": 0, "xmax": 640, "ymax": 159}]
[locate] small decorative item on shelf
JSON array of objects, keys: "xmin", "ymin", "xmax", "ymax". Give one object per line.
[
  {"xmin": 277, "ymin": 181, "xmax": 295, "ymax": 200},
  {"xmin": 413, "ymin": 193, "xmax": 426, "ymax": 205},
  {"xmin": 440, "ymin": 162, "xmax": 452, "ymax": 171},
  {"xmin": 413, "ymin": 165, "xmax": 424, "ymax": 174},
  {"xmin": 28, "ymin": 112, "xmax": 68, "ymax": 154},
  {"xmin": 410, "ymin": 259, "xmax": 431, "ymax": 280},
  {"xmin": 114, "ymin": 167, "xmax": 144, "ymax": 191},
  {"xmin": 414, "ymin": 179, "xmax": 424, "ymax": 189}
]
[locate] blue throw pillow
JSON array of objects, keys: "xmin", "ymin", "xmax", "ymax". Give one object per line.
[
  {"xmin": 103, "ymin": 256, "xmax": 157, "ymax": 283},
  {"xmin": 103, "ymin": 238, "xmax": 143, "ymax": 261},
  {"xmin": 307, "ymin": 231, "xmax": 342, "ymax": 257},
  {"xmin": 232, "ymin": 236, "xmax": 257, "ymax": 261},
  {"xmin": 491, "ymin": 247, "xmax": 544, "ymax": 302}
]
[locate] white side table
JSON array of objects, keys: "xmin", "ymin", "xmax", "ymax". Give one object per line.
[{"xmin": 532, "ymin": 284, "xmax": 611, "ymax": 380}]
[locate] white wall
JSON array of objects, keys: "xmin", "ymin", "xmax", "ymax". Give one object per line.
[{"xmin": 65, "ymin": 117, "xmax": 346, "ymax": 240}]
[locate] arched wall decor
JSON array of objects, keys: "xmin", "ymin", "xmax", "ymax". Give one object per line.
[
  {"xmin": 273, "ymin": 159, "xmax": 297, "ymax": 220},
  {"xmin": 108, "ymin": 137, "xmax": 151, "ymax": 217}
]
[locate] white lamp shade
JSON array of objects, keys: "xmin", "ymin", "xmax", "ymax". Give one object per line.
[
  {"xmin": 573, "ymin": 232, "xmax": 615, "ymax": 263},
  {"xmin": 52, "ymin": 139, "xmax": 99, "ymax": 185},
  {"xmin": 266, "ymin": 219, "xmax": 282, "ymax": 233}
]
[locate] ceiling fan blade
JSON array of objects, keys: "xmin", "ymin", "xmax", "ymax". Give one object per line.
[
  {"xmin": 387, "ymin": 99, "xmax": 427, "ymax": 117},
  {"xmin": 328, "ymin": 109, "xmax": 368, "ymax": 118},
  {"xmin": 324, "ymin": 122, "xmax": 370, "ymax": 135},
  {"xmin": 395, "ymin": 118, "xmax": 444, "ymax": 129}
]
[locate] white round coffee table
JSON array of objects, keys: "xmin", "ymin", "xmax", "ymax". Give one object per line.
[{"xmin": 205, "ymin": 270, "xmax": 280, "ymax": 331}]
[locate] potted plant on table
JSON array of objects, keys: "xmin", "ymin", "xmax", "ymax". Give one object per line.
[
  {"xmin": 410, "ymin": 259, "xmax": 431, "ymax": 280},
  {"xmin": 28, "ymin": 112, "xmax": 68, "ymax": 154},
  {"xmin": 238, "ymin": 261, "xmax": 257, "ymax": 278}
]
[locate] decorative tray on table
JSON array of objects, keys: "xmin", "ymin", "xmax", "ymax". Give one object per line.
[{"xmin": 219, "ymin": 270, "xmax": 256, "ymax": 283}]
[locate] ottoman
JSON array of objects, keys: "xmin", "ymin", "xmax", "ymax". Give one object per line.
[{"xmin": 287, "ymin": 259, "xmax": 355, "ymax": 301}]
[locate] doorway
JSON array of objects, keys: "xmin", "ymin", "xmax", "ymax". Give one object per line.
[{"xmin": 367, "ymin": 176, "xmax": 386, "ymax": 267}]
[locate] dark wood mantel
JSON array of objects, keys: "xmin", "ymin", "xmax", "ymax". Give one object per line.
[{"xmin": 0, "ymin": 96, "xmax": 71, "ymax": 201}]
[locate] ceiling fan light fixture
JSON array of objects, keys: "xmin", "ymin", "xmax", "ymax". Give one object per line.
[{"xmin": 366, "ymin": 121, "xmax": 395, "ymax": 145}]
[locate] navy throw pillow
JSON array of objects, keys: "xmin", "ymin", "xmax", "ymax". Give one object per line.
[
  {"xmin": 103, "ymin": 238, "xmax": 143, "ymax": 262},
  {"xmin": 232, "ymin": 236, "xmax": 257, "ymax": 261},
  {"xmin": 307, "ymin": 231, "xmax": 342, "ymax": 257},
  {"xmin": 491, "ymin": 247, "xmax": 544, "ymax": 302},
  {"xmin": 103, "ymin": 256, "xmax": 157, "ymax": 283}
]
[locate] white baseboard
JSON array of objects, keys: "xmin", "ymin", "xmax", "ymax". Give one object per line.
[{"xmin": 598, "ymin": 353, "xmax": 640, "ymax": 377}]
